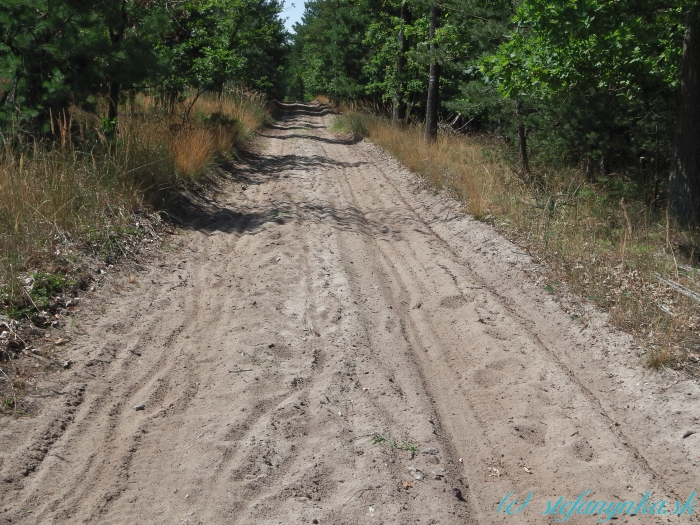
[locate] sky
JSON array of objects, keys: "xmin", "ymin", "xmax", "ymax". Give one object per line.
[{"xmin": 282, "ymin": 1, "xmax": 306, "ymax": 33}]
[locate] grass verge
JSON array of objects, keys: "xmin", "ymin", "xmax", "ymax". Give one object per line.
[
  {"xmin": 334, "ymin": 111, "xmax": 700, "ymax": 372},
  {"xmin": 0, "ymin": 89, "xmax": 268, "ymax": 414}
]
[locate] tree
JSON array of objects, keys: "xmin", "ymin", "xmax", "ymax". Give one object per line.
[
  {"xmin": 424, "ymin": 3, "xmax": 440, "ymax": 142},
  {"xmin": 669, "ymin": 6, "xmax": 700, "ymax": 224},
  {"xmin": 482, "ymin": 0, "xmax": 682, "ymax": 176},
  {"xmin": 0, "ymin": 0, "xmax": 287, "ymax": 134},
  {"xmin": 160, "ymin": 0, "xmax": 287, "ymax": 103},
  {"xmin": 393, "ymin": 2, "xmax": 411, "ymax": 122}
]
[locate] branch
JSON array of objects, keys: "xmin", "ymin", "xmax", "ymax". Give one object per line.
[
  {"xmin": 434, "ymin": 2, "xmax": 488, "ymax": 22},
  {"xmin": 655, "ymin": 273, "xmax": 700, "ymax": 304}
]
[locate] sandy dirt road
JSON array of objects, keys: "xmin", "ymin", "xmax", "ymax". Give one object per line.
[{"xmin": 2, "ymin": 103, "xmax": 700, "ymax": 524}]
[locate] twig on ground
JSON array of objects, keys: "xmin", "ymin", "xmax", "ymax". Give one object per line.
[
  {"xmin": 343, "ymin": 486, "xmax": 376, "ymax": 505},
  {"xmin": 655, "ymin": 273, "xmax": 700, "ymax": 304}
]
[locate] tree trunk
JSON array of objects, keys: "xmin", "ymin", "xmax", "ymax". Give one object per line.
[
  {"xmin": 515, "ymin": 100, "xmax": 530, "ymax": 180},
  {"xmin": 167, "ymin": 91, "xmax": 178, "ymax": 115},
  {"xmin": 108, "ymin": 81, "xmax": 120, "ymax": 122},
  {"xmin": 0, "ymin": 90, "xmax": 9, "ymax": 110},
  {"xmin": 424, "ymin": 4, "xmax": 440, "ymax": 143},
  {"xmin": 669, "ymin": 7, "xmax": 700, "ymax": 225},
  {"xmin": 107, "ymin": 0, "xmax": 126, "ymax": 124},
  {"xmin": 393, "ymin": 3, "xmax": 411, "ymax": 124}
]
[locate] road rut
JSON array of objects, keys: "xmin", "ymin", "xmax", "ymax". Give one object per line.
[{"xmin": 1, "ymin": 103, "xmax": 699, "ymax": 524}]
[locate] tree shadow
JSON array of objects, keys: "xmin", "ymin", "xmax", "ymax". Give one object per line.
[
  {"xmin": 170, "ymin": 102, "xmax": 407, "ymax": 238},
  {"xmin": 258, "ymin": 132, "xmax": 362, "ymax": 146}
]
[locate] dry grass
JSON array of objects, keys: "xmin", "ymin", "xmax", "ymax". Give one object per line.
[
  {"xmin": 0, "ymin": 90, "xmax": 267, "ymax": 318},
  {"xmin": 173, "ymin": 127, "xmax": 218, "ymax": 178},
  {"xmin": 336, "ymin": 116, "xmax": 506, "ymax": 219},
  {"xmin": 335, "ymin": 111, "xmax": 700, "ymax": 372}
]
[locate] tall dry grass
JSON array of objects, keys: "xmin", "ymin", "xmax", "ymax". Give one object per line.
[
  {"xmin": 335, "ymin": 111, "xmax": 700, "ymax": 370},
  {"xmin": 334, "ymin": 114, "xmax": 509, "ymax": 219},
  {"xmin": 0, "ymin": 91, "xmax": 267, "ymax": 316}
]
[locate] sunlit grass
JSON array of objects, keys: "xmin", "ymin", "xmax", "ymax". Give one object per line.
[{"xmin": 334, "ymin": 111, "xmax": 700, "ymax": 370}]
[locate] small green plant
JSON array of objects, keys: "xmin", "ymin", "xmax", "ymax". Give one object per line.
[
  {"xmin": 392, "ymin": 437, "xmax": 418, "ymax": 459},
  {"xmin": 371, "ymin": 432, "xmax": 387, "ymax": 445},
  {"xmin": 1, "ymin": 397, "xmax": 15, "ymax": 411},
  {"xmin": 3, "ymin": 271, "xmax": 75, "ymax": 320},
  {"xmin": 101, "ymin": 116, "xmax": 118, "ymax": 136},
  {"xmin": 30, "ymin": 272, "xmax": 74, "ymax": 301},
  {"xmin": 371, "ymin": 432, "xmax": 418, "ymax": 458}
]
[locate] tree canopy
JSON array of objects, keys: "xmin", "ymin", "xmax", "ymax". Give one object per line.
[
  {"xmin": 288, "ymin": 0, "xmax": 700, "ymax": 221},
  {"xmin": 2, "ymin": 0, "xmax": 700, "ymax": 223},
  {"xmin": 0, "ymin": 0, "xmax": 288, "ymax": 133}
]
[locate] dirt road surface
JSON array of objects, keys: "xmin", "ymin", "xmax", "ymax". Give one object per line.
[{"xmin": 2, "ymin": 103, "xmax": 700, "ymax": 524}]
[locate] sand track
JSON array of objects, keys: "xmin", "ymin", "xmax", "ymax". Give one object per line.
[{"xmin": 1, "ymin": 103, "xmax": 699, "ymax": 524}]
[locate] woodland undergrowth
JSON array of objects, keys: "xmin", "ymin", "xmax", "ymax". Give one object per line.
[{"xmin": 0, "ymin": 90, "xmax": 267, "ymax": 324}]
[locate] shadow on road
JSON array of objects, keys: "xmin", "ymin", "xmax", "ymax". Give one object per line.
[{"xmin": 169, "ymin": 103, "xmax": 415, "ymax": 239}]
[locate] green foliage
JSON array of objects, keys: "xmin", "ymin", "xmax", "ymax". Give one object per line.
[
  {"xmin": 1, "ymin": 271, "xmax": 74, "ymax": 320},
  {"xmin": 291, "ymin": 0, "xmax": 376, "ymax": 101},
  {"xmin": 371, "ymin": 431, "xmax": 417, "ymax": 458},
  {"xmin": 29, "ymin": 272, "xmax": 73, "ymax": 305},
  {"xmin": 0, "ymin": 0, "xmax": 288, "ymax": 133},
  {"xmin": 289, "ymin": 0, "xmax": 688, "ymax": 185},
  {"xmin": 162, "ymin": 0, "xmax": 288, "ymax": 96},
  {"xmin": 475, "ymin": 0, "xmax": 683, "ymax": 171},
  {"xmin": 483, "ymin": 0, "xmax": 682, "ymax": 100}
]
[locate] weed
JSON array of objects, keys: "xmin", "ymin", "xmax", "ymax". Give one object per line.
[
  {"xmin": 1, "ymin": 396, "xmax": 15, "ymax": 411},
  {"xmin": 371, "ymin": 432, "xmax": 387, "ymax": 445},
  {"xmin": 391, "ymin": 437, "xmax": 418, "ymax": 459},
  {"xmin": 648, "ymin": 346, "xmax": 675, "ymax": 368},
  {"xmin": 371, "ymin": 432, "xmax": 418, "ymax": 458}
]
